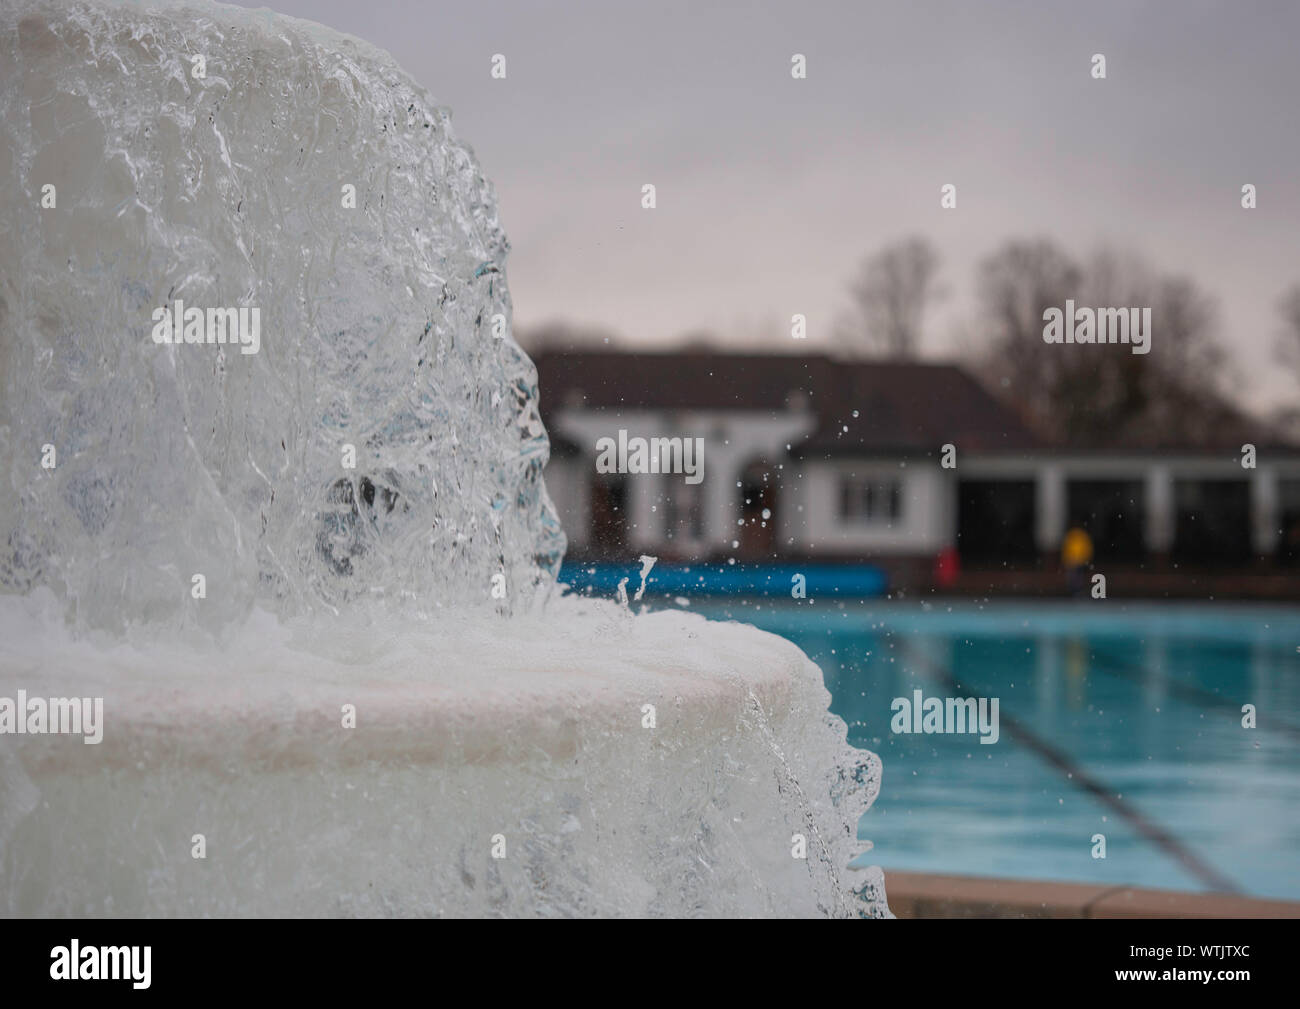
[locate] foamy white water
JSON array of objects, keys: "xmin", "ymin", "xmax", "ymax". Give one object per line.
[{"xmin": 0, "ymin": 589, "xmax": 887, "ymax": 916}]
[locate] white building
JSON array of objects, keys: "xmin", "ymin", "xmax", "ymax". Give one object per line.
[{"xmin": 536, "ymin": 351, "xmax": 1300, "ymax": 589}]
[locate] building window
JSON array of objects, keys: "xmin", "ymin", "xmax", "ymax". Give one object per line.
[{"xmin": 839, "ymin": 475, "xmax": 901, "ymax": 524}]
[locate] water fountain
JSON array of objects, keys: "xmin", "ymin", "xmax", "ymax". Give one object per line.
[{"xmin": 0, "ymin": 0, "xmax": 887, "ymax": 917}]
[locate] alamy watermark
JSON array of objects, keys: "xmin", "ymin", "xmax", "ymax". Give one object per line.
[
  {"xmin": 1042, "ymin": 300, "xmax": 1151, "ymax": 355},
  {"xmin": 595, "ymin": 430, "xmax": 704, "ymax": 484},
  {"xmin": 0, "ymin": 690, "xmax": 103, "ymax": 744},
  {"xmin": 891, "ymin": 689, "xmax": 999, "ymax": 744},
  {"xmin": 50, "ymin": 941, "xmax": 150, "ymax": 989},
  {"xmin": 151, "ymin": 300, "xmax": 261, "ymax": 355}
]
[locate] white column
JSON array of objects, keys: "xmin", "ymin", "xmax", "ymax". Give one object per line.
[
  {"xmin": 1145, "ymin": 465, "xmax": 1174, "ymax": 553},
  {"xmin": 1252, "ymin": 465, "xmax": 1280, "ymax": 556},
  {"xmin": 703, "ymin": 444, "xmax": 736, "ymax": 551},
  {"xmin": 1035, "ymin": 464, "xmax": 1066, "ymax": 554},
  {"xmin": 546, "ymin": 457, "xmax": 588, "ymax": 552}
]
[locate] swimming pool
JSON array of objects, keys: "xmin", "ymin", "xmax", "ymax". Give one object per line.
[{"xmin": 693, "ymin": 599, "xmax": 1300, "ymax": 900}]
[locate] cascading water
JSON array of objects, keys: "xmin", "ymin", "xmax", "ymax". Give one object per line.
[
  {"xmin": 0, "ymin": 0, "xmax": 889, "ymax": 917},
  {"xmin": 0, "ymin": 0, "xmax": 564, "ymax": 634}
]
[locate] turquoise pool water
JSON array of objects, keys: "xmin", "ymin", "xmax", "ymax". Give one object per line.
[{"xmin": 696, "ymin": 599, "xmax": 1300, "ymax": 900}]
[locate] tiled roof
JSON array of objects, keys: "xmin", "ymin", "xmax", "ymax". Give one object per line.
[
  {"xmin": 534, "ymin": 349, "xmax": 1300, "ymax": 457},
  {"xmin": 535, "ymin": 350, "xmax": 835, "ymax": 411},
  {"xmin": 534, "ymin": 350, "xmax": 1040, "ymax": 455},
  {"xmin": 802, "ymin": 361, "xmax": 1040, "ymax": 455}
]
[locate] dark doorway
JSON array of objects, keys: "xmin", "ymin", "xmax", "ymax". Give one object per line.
[
  {"xmin": 1066, "ymin": 479, "xmax": 1145, "ymax": 562},
  {"xmin": 739, "ymin": 459, "xmax": 778, "ymax": 558},
  {"xmin": 957, "ymin": 480, "xmax": 1037, "ymax": 565},
  {"xmin": 589, "ymin": 474, "xmax": 628, "ymax": 558},
  {"xmin": 1173, "ymin": 479, "xmax": 1251, "ymax": 564},
  {"xmin": 1278, "ymin": 479, "xmax": 1300, "ymax": 567}
]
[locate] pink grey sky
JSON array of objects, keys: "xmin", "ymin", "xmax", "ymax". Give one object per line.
[{"xmin": 239, "ymin": 0, "xmax": 1300, "ymax": 412}]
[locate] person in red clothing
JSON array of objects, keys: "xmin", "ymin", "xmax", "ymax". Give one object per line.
[{"xmin": 934, "ymin": 546, "xmax": 960, "ymax": 589}]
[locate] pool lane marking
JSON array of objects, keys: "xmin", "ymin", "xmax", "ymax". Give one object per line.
[
  {"xmin": 911, "ymin": 652, "xmax": 1242, "ymax": 895},
  {"xmin": 1086, "ymin": 644, "xmax": 1300, "ymax": 744}
]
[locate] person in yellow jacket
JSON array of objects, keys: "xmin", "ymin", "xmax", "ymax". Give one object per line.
[{"xmin": 1061, "ymin": 526, "xmax": 1093, "ymax": 596}]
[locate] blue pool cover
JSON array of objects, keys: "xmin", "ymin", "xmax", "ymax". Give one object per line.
[{"xmin": 558, "ymin": 561, "xmax": 889, "ymax": 597}]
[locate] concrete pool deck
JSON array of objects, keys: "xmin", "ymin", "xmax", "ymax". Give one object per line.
[{"xmin": 886, "ymin": 871, "xmax": 1300, "ymax": 918}]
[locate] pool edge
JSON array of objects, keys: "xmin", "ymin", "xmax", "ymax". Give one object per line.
[{"xmin": 886, "ymin": 870, "xmax": 1300, "ymax": 918}]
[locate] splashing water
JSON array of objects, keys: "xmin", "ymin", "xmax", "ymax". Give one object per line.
[
  {"xmin": 633, "ymin": 555, "xmax": 657, "ymax": 602},
  {"xmin": 0, "ymin": 0, "xmax": 564, "ymax": 637}
]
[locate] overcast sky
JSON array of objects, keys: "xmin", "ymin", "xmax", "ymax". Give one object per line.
[{"xmin": 235, "ymin": 0, "xmax": 1300, "ymax": 412}]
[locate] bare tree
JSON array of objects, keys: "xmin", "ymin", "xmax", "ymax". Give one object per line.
[
  {"xmin": 841, "ymin": 236, "xmax": 941, "ymax": 358},
  {"xmin": 1139, "ymin": 273, "xmax": 1236, "ymax": 444},
  {"xmin": 972, "ymin": 240, "xmax": 1232, "ymax": 447},
  {"xmin": 971, "ymin": 238, "xmax": 1081, "ymax": 432},
  {"xmin": 1271, "ymin": 283, "xmax": 1300, "ymax": 440},
  {"xmin": 1276, "ymin": 282, "xmax": 1300, "ymax": 385}
]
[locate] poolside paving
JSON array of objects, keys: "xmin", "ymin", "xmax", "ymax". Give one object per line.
[{"xmin": 886, "ymin": 871, "xmax": 1300, "ymax": 918}]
